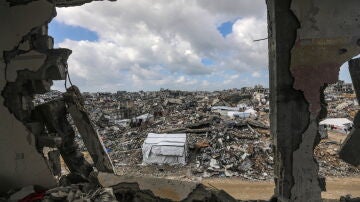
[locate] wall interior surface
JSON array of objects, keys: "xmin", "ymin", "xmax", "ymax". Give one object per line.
[
  {"xmin": 0, "ymin": 0, "xmax": 57, "ymax": 193},
  {"xmin": 0, "ymin": 0, "xmax": 103, "ymax": 194},
  {"xmin": 268, "ymin": 0, "xmax": 360, "ymax": 201}
]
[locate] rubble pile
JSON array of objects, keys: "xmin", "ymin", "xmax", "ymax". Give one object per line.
[
  {"xmin": 192, "ymin": 131, "xmax": 273, "ymax": 179},
  {"xmin": 82, "ymin": 88, "xmax": 273, "ymax": 179},
  {"xmin": 0, "ymin": 181, "xmax": 117, "ymax": 202},
  {"xmin": 315, "ymin": 138, "xmax": 360, "ymax": 177},
  {"xmin": 43, "ymin": 184, "xmax": 117, "ymax": 202},
  {"xmin": 34, "ymin": 83, "xmax": 360, "ymax": 180},
  {"xmin": 33, "ymin": 90, "xmax": 63, "ymax": 106},
  {"xmin": 325, "ymin": 80, "xmax": 359, "ymax": 119},
  {"xmin": 316, "ymin": 80, "xmax": 360, "ymax": 176}
]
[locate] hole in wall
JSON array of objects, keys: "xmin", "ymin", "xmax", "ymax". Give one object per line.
[
  {"xmin": 3, "ymin": 0, "xmax": 360, "ymax": 200},
  {"xmin": 34, "ymin": 2, "xmax": 360, "ymax": 199},
  {"xmin": 34, "ymin": 1, "xmax": 278, "ymax": 200},
  {"xmin": 315, "ymin": 56, "xmax": 360, "ymax": 198}
]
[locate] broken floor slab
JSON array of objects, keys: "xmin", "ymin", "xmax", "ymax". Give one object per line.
[
  {"xmin": 97, "ymin": 172, "xmax": 199, "ymax": 201},
  {"xmin": 97, "ymin": 172, "xmax": 238, "ymax": 202},
  {"xmin": 64, "ymin": 85, "xmax": 115, "ymax": 173}
]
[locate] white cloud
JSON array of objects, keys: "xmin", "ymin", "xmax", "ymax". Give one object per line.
[
  {"xmin": 52, "ymin": 0, "xmax": 268, "ymax": 92},
  {"xmin": 252, "ymin": 71, "xmax": 261, "ymax": 78}
]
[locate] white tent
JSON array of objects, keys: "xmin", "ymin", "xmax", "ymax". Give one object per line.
[
  {"xmin": 227, "ymin": 111, "xmax": 251, "ymax": 119},
  {"xmin": 142, "ymin": 133, "xmax": 187, "ymax": 165},
  {"xmin": 227, "ymin": 108, "xmax": 257, "ymax": 119},
  {"xmin": 244, "ymin": 108, "xmax": 257, "ymax": 117},
  {"xmin": 319, "ymin": 118, "xmax": 352, "ymax": 127},
  {"xmin": 211, "ymin": 106, "xmax": 240, "ymax": 111},
  {"xmin": 319, "ymin": 118, "xmax": 353, "ymax": 135},
  {"xmin": 135, "ymin": 113, "xmax": 154, "ymax": 122}
]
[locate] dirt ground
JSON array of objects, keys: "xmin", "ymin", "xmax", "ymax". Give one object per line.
[
  {"xmin": 63, "ymin": 153, "xmax": 360, "ymax": 200},
  {"xmin": 327, "ymin": 131, "xmax": 348, "ymax": 144},
  {"xmin": 202, "ymin": 177, "xmax": 360, "ymax": 200}
]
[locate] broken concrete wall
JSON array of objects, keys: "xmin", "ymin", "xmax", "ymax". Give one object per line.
[
  {"xmin": 290, "ymin": 0, "xmax": 360, "ymax": 201},
  {"xmin": 340, "ymin": 59, "xmax": 360, "ymax": 166},
  {"xmin": 0, "ymin": 0, "xmax": 58, "ymax": 193},
  {"xmin": 3, "ymin": 0, "xmax": 360, "ymax": 200},
  {"xmin": 0, "ymin": 0, "xmax": 105, "ymax": 194},
  {"xmin": 97, "ymin": 172, "xmax": 237, "ymax": 202},
  {"xmin": 267, "ymin": 0, "xmax": 360, "ymax": 201}
]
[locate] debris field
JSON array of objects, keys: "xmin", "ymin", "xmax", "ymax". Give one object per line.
[{"xmin": 35, "ymin": 82, "xmax": 360, "ymax": 181}]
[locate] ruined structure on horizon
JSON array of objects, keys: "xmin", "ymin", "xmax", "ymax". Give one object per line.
[{"xmin": 1, "ymin": 0, "xmax": 360, "ymax": 201}]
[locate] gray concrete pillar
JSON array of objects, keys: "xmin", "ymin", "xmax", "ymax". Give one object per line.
[{"xmin": 266, "ymin": 0, "xmax": 322, "ymax": 201}]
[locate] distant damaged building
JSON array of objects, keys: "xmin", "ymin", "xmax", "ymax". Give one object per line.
[{"xmin": 325, "ymin": 80, "xmax": 354, "ymax": 94}]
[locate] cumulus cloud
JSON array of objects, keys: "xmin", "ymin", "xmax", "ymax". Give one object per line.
[
  {"xmin": 52, "ymin": 0, "xmax": 268, "ymax": 92},
  {"xmin": 252, "ymin": 71, "xmax": 261, "ymax": 78}
]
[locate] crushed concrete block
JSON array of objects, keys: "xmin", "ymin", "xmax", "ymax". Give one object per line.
[
  {"xmin": 97, "ymin": 172, "xmax": 198, "ymax": 201},
  {"xmin": 64, "ymin": 85, "xmax": 114, "ymax": 173}
]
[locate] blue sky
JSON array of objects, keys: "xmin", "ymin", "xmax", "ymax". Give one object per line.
[
  {"xmin": 50, "ymin": 20, "xmax": 235, "ymax": 68},
  {"xmin": 49, "ymin": 21, "xmax": 98, "ymax": 44},
  {"xmin": 50, "ymin": 1, "xmax": 354, "ymax": 92},
  {"xmin": 339, "ymin": 64, "xmax": 351, "ymax": 83},
  {"xmin": 217, "ymin": 21, "xmax": 234, "ymax": 37},
  {"xmin": 49, "ymin": 18, "xmax": 352, "ymax": 83},
  {"xmin": 49, "ymin": 13, "xmax": 352, "ymax": 93}
]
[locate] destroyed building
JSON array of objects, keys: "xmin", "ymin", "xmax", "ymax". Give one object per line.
[
  {"xmin": 67, "ymin": 88, "xmax": 274, "ymax": 180},
  {"xmin": 325, "ymin": 80, "xmax": 354, "ymax": 95},
  {"xmin": 2, "ymin": 0, "xmax": 360, "ymax": 202},
  {"xmin": 35, "ymin": 87, "xmax": 353, "ymax": 181}
]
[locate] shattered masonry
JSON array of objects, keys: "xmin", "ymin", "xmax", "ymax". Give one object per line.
[
  {"xmin": 0, "ymin": 0, "xmax": 115, "ymax": 196},
  {"xmin": 33, "ymin": 85, "xmax": 358, "ymax": 180},
  {"xmin": 1, "ymin": 0, "xmax": 360, "ymax": 201}
]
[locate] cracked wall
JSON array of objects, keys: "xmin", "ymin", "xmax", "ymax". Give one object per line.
[
  {"xmin": 0, "ymin": 0, "xmax": 58, "ymax": 193},
  {"xmin": 268, "ymin": 0, "xmax": 360, "ymax": 201},
  {"xmin": 2, "ymin": 0, "xmax": 360, "ymax": 201},
  {"xmin": 0, "ymin": 0, "xmax": 104, "ymax": 194}
]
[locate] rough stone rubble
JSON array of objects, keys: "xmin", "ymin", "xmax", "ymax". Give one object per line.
[
  {"xmin": 3, "ymin": 0, "xmax": 360, "ymax": 201},
  {"xmin": 35, "ymin": 83, "xmax": 360, "ymax": 181}
]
